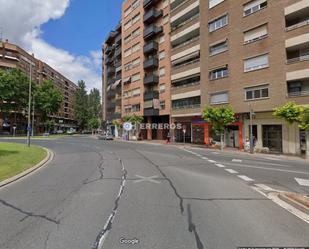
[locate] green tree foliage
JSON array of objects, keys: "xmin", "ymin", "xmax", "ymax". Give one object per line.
[
  {"xmin": 88, "ymin": 88, "xmax": 101, "ymax": 118},
  {"xmin": 112, "ymin": 119, "xmax": 122, "ymax": 128},
  {"xmin": 74, "ymin": 80, "xmax": 89, "ymax": 130},
  {"xmin": 34, "ymin": 80, "xmax": 63, "ymax": 121},
  {"xmin": 123, "ymin": 114, "xmax": 144, "ymax": 125},
  {"xmin": 88, "ymin": 117, "xmax": 100, "ymax": 131},
  {"xmin": 300, "ymin": 108, "xmax": 309, "ymax": 131},
  {"xmin": 202, "ymin": 105, "xmax": 235, "ymax": 150},
  {"xmin": 0, "ymin": 69, "xmax": 30, "ymax": 111},
  {"xmin": 273, "ymin": 102, "xmax": 303, "ymax": 125}
]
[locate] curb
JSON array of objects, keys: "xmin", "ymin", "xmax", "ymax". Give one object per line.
[
  {"xmin": 0, "ymin": 147, "xmax": 54, "ymax": 188},
  {"xmin": 278, "ymin": 192, "xmax": 309, "ymax": 215}
]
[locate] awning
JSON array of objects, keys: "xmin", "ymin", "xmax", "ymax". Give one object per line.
[
  {"xmin": 123, "ymin": 77, "xmax": 131, "ymax": 84},
  {"xmin": 171, "ymin": 51, "xmax": 200, "ymax": 66},
  {"xmin": 106, "ymin": 85, "xmax": 111, "ymax": 92},
  {"xmin": 111, "ymin": 79, "xmax": 121, "ymax": 89}
]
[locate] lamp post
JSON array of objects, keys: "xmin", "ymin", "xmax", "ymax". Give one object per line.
[
  {"xmin": 27, "ymin": 61, "xmax": 32, "ymax": 147},
  {"xmin": 249, "ymin": 107, "xmax": 255, "ymax": 154},
  {"xmin": 31, "ymin": 95, "xmax": 35, "ymax": 137}
]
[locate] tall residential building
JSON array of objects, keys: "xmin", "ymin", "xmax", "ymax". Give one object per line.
[
  {"xmin": 103, "ymin": 0, "xmax": 309, "ymax": 156},
  {"xmin": 0, "ymin": 40, "xmax": 78, "ymax": 133}
]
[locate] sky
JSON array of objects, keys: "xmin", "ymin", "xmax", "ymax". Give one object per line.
[{"xmin": 0, "ymin": 0, "xmax": 123, "ymax": 92}]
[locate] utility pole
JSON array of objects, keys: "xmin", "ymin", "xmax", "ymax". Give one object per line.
[
  {"xmin": 32, "ymin": 95, "xmax": 35, "ymax": 137},
  {"xmin": 27, "ymin": 61, "xmax": 32, "ymax": 147}
]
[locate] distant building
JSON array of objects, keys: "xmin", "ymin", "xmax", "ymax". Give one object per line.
[{"xmin": 0, "ymin": 40, "xmax": 78, "ymax": 134}]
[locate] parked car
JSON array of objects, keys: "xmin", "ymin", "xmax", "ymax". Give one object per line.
[
  {"xmin": 98, "ymin": 133, "xmax": 114, "ymax": 140},
  {"xmin": 56, "ymin": 130, "xmax": 64, "ymax": 134}
]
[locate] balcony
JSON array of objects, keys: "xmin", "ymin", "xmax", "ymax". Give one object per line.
[
  {"xmin": 144, "ymin": 108, "xmax": 159, "ymax": 116},
  {"xmin": 115, "ymin": 35, "xmax": 122, "ymax": 45},
  {"xmin": 143, "ymin": 25, "xmax": 163, "ymax": 40},
  {"xmin": 144, "ymin": 8, "xmax": 163, "ymax": 24},
  {"xmin": 105, "ymin": 46, "xmax": 113, "ymax": 54},
  {"xmin": 144, "ymin": 57, "xmax": 159, "ymax": 69},
  {"xmin": 107, "ymin": 90, "xmax": 116, "ymax": 97},
  {"xmin": 171, "ymin": 0, "xmax": 187, "ymax": 10},
  {"xmin": 144, "ymin": 74, "xmax": 159, "ymax": 85},
  {"xmin": 285, "ymin": 3, "xmax": 309, "ymax": 31},
  {"xmin": 286, "ymin": 45, "xmax": 309, "ymax": 64},
  {"xmin": 144, "ymin": 90, "xmax": 159, "ymax": 101},
  {"xmin": 115, "ymin": 47, "xmax": 122, "ymax": 58},
  {"xmin": 287, "ymin": 79, "xmax": 309, "ymax": 97},
  {"xmin": 106, "ymin": 67, "xmax": 115, "ymax": 75},
  {"xmin": 105, "ymin": 56, "xmax": 113, "ymax": 64},
  {"xmin": 107, "ymin": 101, "xmax": 116, "ymax": 109},
  {"xmin": 144, "ymin": 41, "xmax": 159, "ymax": 54},
  {"xmin": 144, "ymin": 0, "xmax": 159, "ymax": 9}
]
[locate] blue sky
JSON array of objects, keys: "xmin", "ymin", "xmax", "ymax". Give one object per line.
[{"xmin": 42, "ymin": 0, "xmax": 123, "ymax": 57}]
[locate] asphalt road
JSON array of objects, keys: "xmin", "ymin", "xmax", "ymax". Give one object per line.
[{"xmin": 0, "ymin": 136, "xmax": 308, "ymax": 249}]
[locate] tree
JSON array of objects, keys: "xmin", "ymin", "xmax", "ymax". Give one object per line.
[
  {"xmin": 34, "ymin": 80, "xmax": 63, "ymax": 122},
  {"xmin": 74, "ymin": 80, "xmax": 89, "ymax": 130},
  {"xmin": 202, "ymin": 106, "xmax": 235, "ymax": 151},
  {"xmin": 88, "ymin": 88, "xmax": 101, "ymax": 118},
  {"xmin": 88, "ymin": 117, "xmax": 100, "ymax": 135},
  {"xmin": 123, "ymin": 114, "xmax": 144, "ymax": 139},
  {"xmin": 0, "ymin": 69, "xmax": 30, "ymax": 112},
  {"xmin": 274, "ymin": 102, "xmax": 309, "ymax": 157}
]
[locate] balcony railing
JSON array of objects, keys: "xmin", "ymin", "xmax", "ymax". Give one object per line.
[
  {"xmin": 172, "ymin": 58, "xmax": 200, "ymax": 70},
  {"xmin": 144, "ymin": 108, "xmax": 159, "ymax": 116},
  {"xmin": 172, "ymin": 104, "xmax": 201, "ymax": 110},
  {"xmin": 143, "ymin": 25, "xmax": 163, "ymax": 39},
  {"xmin": 171, "ymin": 13, "xmax": 199, "ymax": 32},
  {"xmin": 144, "ymin": 90, "xmax": 159, "ymax": 100},
  {"xmin": 144, "ymin": 41, "xmax": 159, "ymax": 54},
  {"xmin": 286, "ymin": 19, "xmax": 309, "ymax": 31},
  {"xmin": 287, "ymin": 54, "xmax": 309, "ymax": 64},
  {"xmin": 172, "ymin": 81, "xmax": 200, "ymax": 89},
  {"xmin": 144, "ymin": 57, "xmax": 159, "ymax": 69},
  {"xmin": 144, "ymin": 8, "xmax": 163, "ymax": 24},
  {"xmin": 144, "ymin": 0, "xmax": 159, "ymax": 9},
  {"xmin": 288, "ymin": 90, "xmax": 309, "ymax": 97},
  {"xmin": 172, "ymin": 36, "xmax": 199, "ymax": 51},
  {"xmin": 144, "ymin": 74, "xmax": 159, "ymax": 85}
]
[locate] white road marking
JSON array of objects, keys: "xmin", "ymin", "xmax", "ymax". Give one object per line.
[
  {"xmin": 208, "ymin": 160, "xmax": 216, "ymax": 163},
  {"xmin": 201, "ymin": 157, "xmax": 209, "ymax": 160},
  {"xmin": 225, "ymin": 163, "xmax": 309, "ymax": 175},
  {"xmin": 232, "ymin": 159, "xmax": 242, "ymax": 163},
  {"xmin": 254, "ymin": 184, "xmax": 275, "ymax": 191},
  {"xmin": 215, "ymin": 164, "xmax": 225, "ymax": 168},
  {"xmin": 133, "ymin": 175, "xmax": 161, "ymax": 184},
  {"xmin": 225, "ymin": 169, "xmax": 238, "ymax": 174},
  {"xmin": 252, "ymin": 187, "xmax": 309, "ymax": 224},
  {"xmin": 237, "ymin": 175, "xmax": 254, "ymax": 182},
  {"xmin": 212, "ymin": 152, "xmax": 220, "ymax": 155},
  {"xmin": 295, "ymin": 177, "xmax": 309, "ymax": 187}
]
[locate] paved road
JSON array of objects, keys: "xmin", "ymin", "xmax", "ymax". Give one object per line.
[{"xmin": 0, "ymin": 137, "xmax": 308, "ymax": 249}]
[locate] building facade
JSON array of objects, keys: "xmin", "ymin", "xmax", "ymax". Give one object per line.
[
  {"xmin": 0, "ymin": 40, "xmax": 78, "ymax": 134},
  {"xmin": 102, "ymin": 0, "xmax": 309, "ymax": 155}
]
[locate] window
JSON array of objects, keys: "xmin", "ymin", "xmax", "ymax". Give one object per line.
[
  {"xmin": 245, "ymin": 85, "xmax": 269, "ymax": 100},
  {"xmin": 132, "ymin": 43, "xmax": 140, "ymax": 53},
  {"xmin": 124, "ymin": 20, "xmax": 132, "ymax": 30},
  {"xmin": 210, "ymin": 92, "xmax": 229, "ymax": 104},
  {"xmin": 172, "ymin": 96, "xmax": 201, "ymax": 109},
  {"xmin": 209, "ymin": 66, "xmax": 228, "ymax": 80},
  {"xmin": 209, "ymin": 0, "xmax": 225, "ymax": 9},
  {"xmin": 132, "ymin": 28, "xmax": 140, "ymax": 38},
  {"xmin": 132, "ymin": 0, "xmax": 140, "ymax": 10},
  {"xmin": 124, "ymin": 62, "xmax": 132, "ymax": 71},
  {"xmin": 131, "ymin": 73, "xmax": 141, "ymax": 82},
  {"xmin": 209, "ymin": 40, "xmax": 228, "ymax": 56},
  {"xmin": 159, "ymin": 67, "xmax": 166, "ymax": 77},
  {"xmin": 160, "ymin": 101, "xmax": 166, "ymax": 110},
  {"xmin": 124, "ymin": 48, "xmax": 132, "ymax": 57},
  {"xmin": 132, "ymin": 104, "xmax": 141, "ymax": 112},
  {"xmin": 244, "ymin": 24, "xmax": 268, "ymax": 44},
  {"xmin": 125, "ymin": 105, "xmax": 132, "ymax": 113},
  {"xmin": 159, "ymin": 50, "xmax": 165, "ymax": 60},
  {"xmin": 124, "ymin": 7, "xmax": 131, "ymax": 17},
  {"xmin": 132, "ymin": 57, "xmax": 140, "ymax": 67},
  {"xmin": 209, "ymin": 15, "xmax": 228, "ymax": 32},
  {"xmin": 132, "ymin": 13, "xmax": 140, "ymax": 24},
  {"xmin": 243, "ymin": 0, "xmax": 267, "ymax": 16},
  {"xmin": 163, "ymin": 15, "xmax": 169, "ymax": 25},
  {"xmin": 159, "ymin": 35, "xmax": 165, "ymax": 44},
  {"xmin": 124, "ymin": 34, "xmax": 131, "ymax": 44},
  {"xmin": 159, "ymin": 84, "xmax": 166, "ymax": 93},
  {"xmin": 132, "ymin": 88, "xmax": 141, "ymax": 97},
  {"xmin": 244, "ymin": 54, "xmax": 269, "ymax": 72}
]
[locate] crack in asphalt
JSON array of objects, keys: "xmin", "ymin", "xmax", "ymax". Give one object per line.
[
  {"xmin": 43, "ymin": 231, "xmax": 51, "ymax": 249},
  {"xmin": 135, "ymin": 150, "xmax": 206, "ymax": 249},
  {"xmin": 92, "ymin": 158, "xmax": 127, "ymax": 249},
  {"xmin": 0, "ymin": 199, "xmax": 60, "ymax": 225},
  {"xmin": 183, "ymin": 197, "xmax": 269, "ymax": 201},
  {"xmin": 187, "ymin": 204, "xmax": 205, "ymax": 249}
]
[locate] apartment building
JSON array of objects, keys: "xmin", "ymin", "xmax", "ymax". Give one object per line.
[
  {"xmin": 103, "ymin": 22, "xmax": 123, "ymax": 129},
  {"xmin": 103, "ymin": 0, "xmax": 309, "ymax": 155},
  {"xmin": 0, "ymin": 40, "xmax": 78, "ymax": 133}
]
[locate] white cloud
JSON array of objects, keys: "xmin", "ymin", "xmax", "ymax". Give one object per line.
[{"xmin": 0, "ymin": 0, "xmax": 102, "ymax": 91}]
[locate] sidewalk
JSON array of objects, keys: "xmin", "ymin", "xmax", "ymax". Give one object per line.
[{"xmin": 113, "ymin": 137, "xmax": 309, "ymax": 162}]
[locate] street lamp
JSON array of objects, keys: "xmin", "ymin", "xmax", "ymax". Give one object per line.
[
  {"xmin": 31, "ymin": 95, "xmax": 35, "ymax": 137},
  {"xmin": 249, "ymin": 107, "xmax": 255, "ymax": 154},
  {"xmin": 27, "ymin": 60, "xmax": 32, "ymax": 147}
]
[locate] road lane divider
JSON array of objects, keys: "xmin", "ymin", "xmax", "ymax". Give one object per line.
[{"xmin": 237, "ymin": 175, "xmax": 254, "ymax": 182}]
